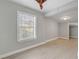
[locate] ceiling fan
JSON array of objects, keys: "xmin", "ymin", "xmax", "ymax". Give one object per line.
[{"xmin": 36, "ymin": 0, "xmax": 47, "ymax": 10}]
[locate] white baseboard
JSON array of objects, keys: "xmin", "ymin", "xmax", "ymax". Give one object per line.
[
  {"xmin": 59, "ymin": 37, "xmax": 69, "ymax": 40},
  {"xmin": 0, "ymin": 37, "xmax": 58, "ymax": 59}
]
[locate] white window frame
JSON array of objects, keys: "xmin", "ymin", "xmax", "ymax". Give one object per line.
[{"xmin": 17, "ymin": 11, "xmax": 37, "ymax": 42}]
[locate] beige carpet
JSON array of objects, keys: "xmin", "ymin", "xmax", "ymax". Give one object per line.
[{"xmin": 3, "ymin": 39, "xmax": 78, "ymax": 59}]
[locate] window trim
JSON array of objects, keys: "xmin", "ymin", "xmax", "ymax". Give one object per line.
[{"xmin": 17, "ymin": 11, "xmax": 37, "ymax": 42}]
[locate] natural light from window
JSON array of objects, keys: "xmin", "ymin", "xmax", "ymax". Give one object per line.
[{"xmin": 17, "ymin": 11, "xmax": 36, "ymax": 42}]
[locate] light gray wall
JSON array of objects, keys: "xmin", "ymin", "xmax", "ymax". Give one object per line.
[
  {"xmin": 58, "ymin": 22, "xmax": 69, "ymax": 39},
  {"xmin": 0, "ymin": 0, "xmax": 58, "ymax": 56},
  {"xmin": 44, "ymin": 19, "xmax": 58, "ymax": 40},
  {"xmin": 69, "ymin": 26, "xmax": 78, "ymax": 38}
]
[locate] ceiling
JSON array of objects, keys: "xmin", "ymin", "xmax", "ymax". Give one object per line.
[
  {"xmin": 8, "ymin": 0, "xmax": 78, "ymax": 23},
  {"xmin": 9, "ymin": 0, "xmax": 77, "ymax": 13},
  {"xmin": 48, "ymin": 7, "xmax": 78, "ymax": 23}
]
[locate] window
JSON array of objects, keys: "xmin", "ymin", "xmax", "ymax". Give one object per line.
[{"xmin": 17, "ymin": 11, "xmax": 36, "ymax": 42}]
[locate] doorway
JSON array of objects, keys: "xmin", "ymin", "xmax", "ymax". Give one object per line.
[{"xmin": 69, "ymin": 25, "xmax": 78, "ymax": 39}]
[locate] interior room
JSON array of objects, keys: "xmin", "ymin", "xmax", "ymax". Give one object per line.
[{"xmin": 0, "ymin": 0, "xmax": 78, "ymax": 59}]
